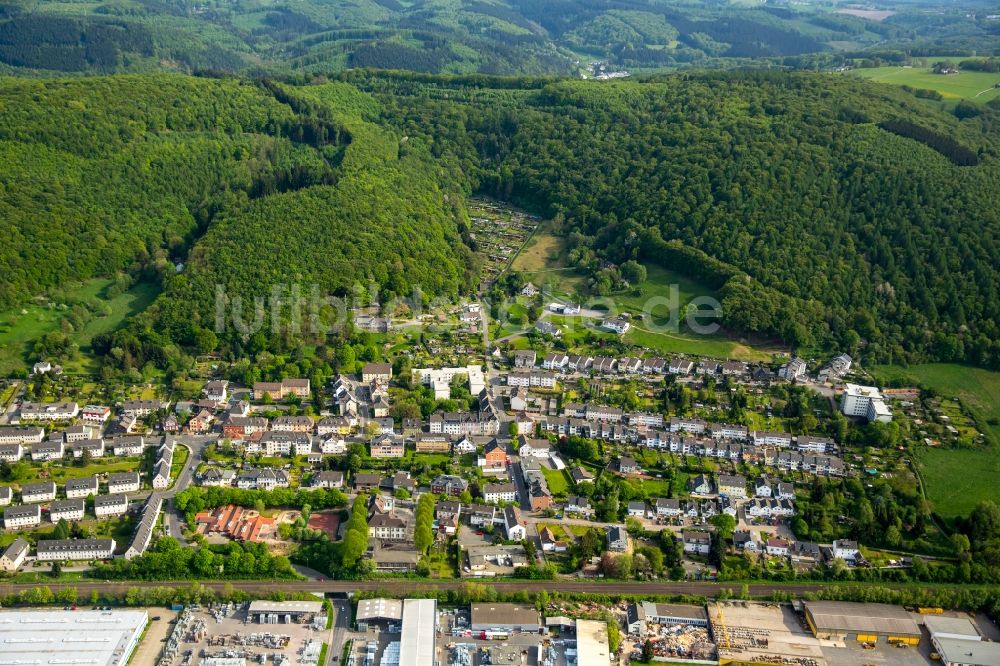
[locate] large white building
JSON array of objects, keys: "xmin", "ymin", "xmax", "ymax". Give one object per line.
[
  {"xmin": 49, "ymin": 498, "xmax": 85, "ymax": 522},
  {"xmin": 4, "ymin": 504, "xmax": 41, "ymax": 529},
  {"xmin": 95, "ymin": 493, "xmax": 129, "ymax": 518},
  {"xmin": 18, "ymin": 401, "xmax": 79, "ymax": 422},
  {"xmin": 0, "ymin": 609, "xmax": 147, "ymax": 666},
  {"xmin": 399, "ymin": 599, "xmax": 437, "ymax": 666},
  {"xmin": 840, "ymin": 384, "xmax": 893, "ymax": 423},
  {"xmin": 413, "ymin": 365, "xmax": 485, "ymax": 400}
]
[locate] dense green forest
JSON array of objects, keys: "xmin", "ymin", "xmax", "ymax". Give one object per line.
[
  {"xmin": 346, "ymin": 70, "xmax": 1000, "ymax": 368},
  {"xmin": 0, "ymin": 0, "xmax": 997, "ymax": 77},
  {"xmin": 3, "ymin": 70, "xmax": 1000, "ymax": 371},
  {"xmin": 0, "ymin": 74, "xmax": 477, "ymax": 373}
]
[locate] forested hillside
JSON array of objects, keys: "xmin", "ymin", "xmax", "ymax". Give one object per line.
[
  {"xmin": 0, "ymin": 75, "xmax": 476, "ymax": 372},
  {"xmin": 350, "ymin": 70, "xmax": 1000, "ymax": 368},
  {"xmin": 0, "ymin": 0, "xmax": 996, "ymax": 77}
]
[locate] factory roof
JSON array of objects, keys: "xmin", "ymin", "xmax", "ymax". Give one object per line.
[
  {"xmin": 935, "ymin": 637, "xmax": 1000, "ymax": 666},
  {"xmin": 0, "ymin": 609, "xmax": 148, "ymax": 666},
  {"xmin": 470, "ymin": 602, "xmax": 541, "ymax": 628},
  {"xmin": 924, "ymin": 615, "xmax": 981, "ymax": 639},
  {"xmin": 356, "ymin": 598, "xmax": 403, "ymax": 622},
  {"xmin": 399, "ymin": 598, "xmax": 436, "ymax": 666},
  {"xmin": 803, "ymin": 600, "xmax": 920, "ymax": 636},
  {"xmin": 247, "ymin": 600, "xmax": 323, "ymax": 614},
  {"xmin": 575, "ymin": 619, "xmax": 611, "ymax": 666}
]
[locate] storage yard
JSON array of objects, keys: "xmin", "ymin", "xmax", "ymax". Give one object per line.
[
  {"xmin": 709, "ymin": 601, "xmax": 826, "ymax": 666},
  {"xmin": 159, "ymin": 601, "xmax": 328, "ymax": 666}
]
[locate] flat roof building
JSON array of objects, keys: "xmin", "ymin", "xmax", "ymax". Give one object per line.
[
  {"xmin": 575, "ymin": 619, "xmax": 611, "ymax": 666},
  {"xmin": 0, "ymin": 609, "xmax": 147, "ymax": 666},
  {"xmin": 470, "ymin": 602, "xmax": 541, "ymax": 632},
  {"xmin": 934, "ymin": 637, "xmax": 1000, "ymax": 666},
  {"xmin": 247, "ymin": 600, "xmax": 324, "ymax": 623},
  {"xmin": 802, "ymin": 600, "xmax": 920, "ymax": 644},
  {"xmin": 399, "ymin": 598, "xmax": 437, "ymax": 666}
]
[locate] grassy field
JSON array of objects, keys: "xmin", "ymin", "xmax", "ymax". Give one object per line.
[
  {"xmin": 913, "ymin": 446, "xmax": 1000, "ymax": 520},
  {"xmin": 852, "ymin": 66, "xmax": 1000, "ymax": 103},
  {"xmin": 37, "ymin": 459, "xmax": 141, "ymax": 483},
  {"xmin": 874, "ymin": 363, "xmax": 1000, "ymax": 518},
  {"xmin": 0, "ymin": 278, "xmax": 160, "ymax": 375},
  {"xmin": 873, "ymin": 363, "xmax": 1000, "ymax": 445},
  {"xmin": 625, "ymin": 326, "xmax": 773, "ymax": 362}
]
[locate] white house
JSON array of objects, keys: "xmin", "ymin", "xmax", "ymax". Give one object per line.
[
  {"xmin": 601, "ymin": 317, "xmax": 631, "ymax": 335},
  {"xmin": 4, "ymin": 504, "xmax": 41, "ymax": 529},
  {"xmin": 0, "ymin": 538, "xmax": 29, "ymax": 571},
  {"xmin": 36, "ymin": 538, "xmax": 115, "ymax": 562},
  {"xmin": 107, "ymin": 472, "xmax": 141, "ymax": 494},
  {"xmin": 31, "ymin": 440, "xmax": 64, "ymax": 461},
  {"xmin": 49, "ymin": 499, "xmax": 85, "ymax": 522},
  {"xmin": 483, "ymin": 483, "xmax": 518, "ymax": 504},
  {"xmin": 65, "ymin": 476, "xmax": 99, "ymax": 499},
  {"xmin": 832, "ymin": 539, "xmax": 859, "ymax": 561},
  {"xmin": 517, "ymin": 437, "xmax": 551, "ymax": 458},
  {"xmin": 19, "ymin": 401, "xmax": 79, "ymax": 422},
  {"xmin": 778, "ymin": 357, "xmax": 807, "ymax": 380},
  {"xmin": 94, "ymin": 493, "xmax": 129, "ymax": 518},
  {"xmin": 682, "ymin": 531, "xmax": 711, "ymax": 555},
  {"xmin": 21, "ymin": 481, "xmax": 56, "ymax": 503}
]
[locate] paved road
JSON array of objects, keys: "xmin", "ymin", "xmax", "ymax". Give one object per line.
[
  {"xmin": 326, "ymin": 599, "xmax": 351, "ymax": 666},
  {"xmin": 157, "ymin": 434, "xmax": 215, "ymax": 542}
]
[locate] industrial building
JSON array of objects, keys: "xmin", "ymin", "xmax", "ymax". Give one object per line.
[
  {"xmin": 0, "ymin": 609, "xmax": 147, "ymax": 666},
  {"xmin": 399, "ymin": 598, "xmax": 437, "ymax": 666},
  {"xmin": 355, "ymin": 597, "xmax": 403, "ymax": 630},
  {"xmin": 802, "ymin": 600, "xmax": 921, "ymax": 644},
  {"xmin": 925, "ymin": 615, "xmax": 1000, "ymax": 666},
  {"xmin": 470, "ymin": 602, "xmax": 542, "ymax": 632},
  {"xmin": 247, "ymin": 600, "xmax": 324, "ymax": 624},
  {"xmin": 573, "ymin": 619, "xmax": 611, "ymax": 666}
]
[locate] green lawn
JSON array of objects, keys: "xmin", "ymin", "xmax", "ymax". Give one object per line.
[
  {"xmin": 625, "ymin": 326, "xmax": 773, "ymax": 362},
  {"xmin": 38, "ymin": 459, "xmax": 142, "ymax": 483},
  {"xmin": 913, "ymin": 446, "xmax": 1000, "ymax": 520},
  {"xmin": 0, "ymin": 278, "xmax": 160, "ymax": 375},
  {"xmin": 541, "ymin": 467, "xmax": 570, "ymax": 495},
  {"xmin": 852, "ymin": 66, "xmax": 1000, "ymax": 103}
]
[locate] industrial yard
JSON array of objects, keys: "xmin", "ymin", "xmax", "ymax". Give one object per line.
[{"xmin": 158, "ymin": 601, "xmax": 328, "ymax": 666}]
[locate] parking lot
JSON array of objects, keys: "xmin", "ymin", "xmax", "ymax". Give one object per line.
[{"xmin": 160, "ymin": 603, "xmax": 329, "ymax": 666}]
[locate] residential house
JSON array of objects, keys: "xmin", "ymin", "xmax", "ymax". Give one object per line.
[
  {"xmin": 669, "ymin": 417, "xmax": 707, "ymax": 434},
  {"xmin": 369, "ymin": 512, "xmax": 408, "ymax": 541},
  {"xmin": 110, "ymin": 436, "xmax": 144, "ymax": 457},
  {"xmin": 0, "ymin": 487, "xmax": 10, "ymax": 506},
  {"xmin": 513, "ymin": 350, "xmax": 537, "ymax": 368},
  {"xmin": 36, "ymin": 538, "xmax": 115, "ymax": 562},
  {"xmin": 832, "ymin": 539, "xmax": 859, "ymax": 562},
  {"xmin": 601, "ymin": 317, "xmax": 631, "ymax": 335},
  {"xmin": 80, "ymin": 406, "xmax": 111, "ymax": 425},
  {"xmin": 778, "ymin": 358, "xmax": 807, "ymax": 381},
  {"xmin": 466, "ymin": 504, "xmax": 496, "ymax": 527},
  {"xmin": 120, "ymin": 400, "xmax": 166, "ymax": 418},
  {"xmin": 0, "ymin": 538, "xmax": 29, "ymax": 571},
  {"xmin": 414, "ymin": 434, "xmax": 451, "ymax": 454},
  {"xmin": 19, "ymin": 401, "xmax": 79, "ymax": 422},
  {"xmin": 682, "ymin": 530, "xmax": 711, "ymax": 555},
  {"xmin": 272, "ymin": 415, "xmax": 314, "ymax": 433},
  {"xmin": 352, "ymin": 473, "xmax": 381, "ymax": 492},
  {"xmin": 483, "ymin": 483, "xmax": 518, "ymax": 504},
  {"xmin": 31, "ymin": 440, "xmax": 64, "ymax": 461},
  {"xmin": 627, "ymin": 501, "xmax": 649, "ymax": 518},
  {"xmin": 565, "ymin": 495, "xmax": 593, "ymax": 516},
  {"xmin": 21, "ymin": 481, "xmax": 56, "ymax": 503},
  {"xmin": 766, "ymin": 539, "xmax": 790, "ymax": 556},
  {"xmin": 49, "ymin": 498, "xmax": 85, "ymax": 522},
  {"xmin": 252, "ymin": 378, "xmax": 310, "ymax": 401},
  {"xmin": 689, "ymin": 474, "xmax": 713, "ymax": 496},
  {"xmin": 362, "ymin": 362, "xmax": 393, "ymax": 383},
  {"xmin": 543, "ymin": 353, "xmax": 569, "ymax": 370},
  {"xmin": 717, "ymin": 474, "xmax": 747, "ymax": 498},
  {"xmin": 431, "ymin": 475, "xmax": 468, "ymax": 497},
  {"xmin": 4, "ymin": 504, "xmax": 41, "ymax": 529},
  {"xmin": 124, "ymin": 495, "xmax": 161, "ymax": 560},
  {"xmin": 0, "ymin": 443, "xmax": 22, "ymax": 463},
  {"xmin": 236, "ymin": 468, "xmax": 289, "ymax": 490},
  {"xmin": 655, "ymin": 498, "xmax": 683, "ymax": 517},
  {"xmin": 65, "ymin": 476, "xmax": 99, "ymax": 499},
  {"xmin": 202, "ymin": 380, "xmax": 229, "ymax": 403},
  {"xmin": 69, "ymin": 438, "xmax": 105, "ymax": 459},
  {"xmin": 733, "ymin": 531, "xmax": 758, "ymax": 552},
  {"xmin": 721, "ymin": 361, "xmax": 747, "ymax": 376},
  {"xmin": 517, "ymin": 436, "xmax": 551, "ymax": 458},
  {"xmin": 504, "ymin": 506, "xmax": 526, "ymax": 540},
  {"xmin": 0, "ymin": 427, "xmax": 45, "ymax": 446},
  {"xmin": 310, "ymin": 471, "xmax": 344, "ymax": 489},
  {"xmin": 370, "ymin": 434, "xmax": 405, "ymax": 458},
  {"xmin": 108, "ymin": 472, "xmax": 141, "ymax": 494},
  {"xmin": 668, "ymin": 358, "xmax": 695, "ymax": 375},
  {"xmin": 606, "ymin": 526, "xmax": 629, "ymax": 552},
  {"xmin": 187, "ymin": 409, "xmax": 214, "ymax": 434},
  {"xmin": 570, "ymin": 466, "xmax": 594, "ymax": 484}
]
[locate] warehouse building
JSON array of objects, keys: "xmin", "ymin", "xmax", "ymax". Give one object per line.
[
  {"xmin": 573, "ymin": 619, "xmax": 611, "ymax": 666},
  {"xmin": 0, "ymin": 609, "xmax": 147, "ymax": 666},
  {"xmin": 247, "ymin": 600, "xmax": 324, "ymax": 624},
  {"xmin": 399, "ymin": 598, "xmax": 437, "ymax": 666},
  {"xmin": 802, "ymin": 600, "xmax": 920, "ymax": 644},
  {"xmin": 470, "ymin": 602, "xmax": 542, "ymax": 633},
  {"xmin": 355, "ymin": 598, "xmax": 402, "ymax": 630},
  {"xmin": 924, "ymin": 615, "xmax": 1000, "ymax": 666}
]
